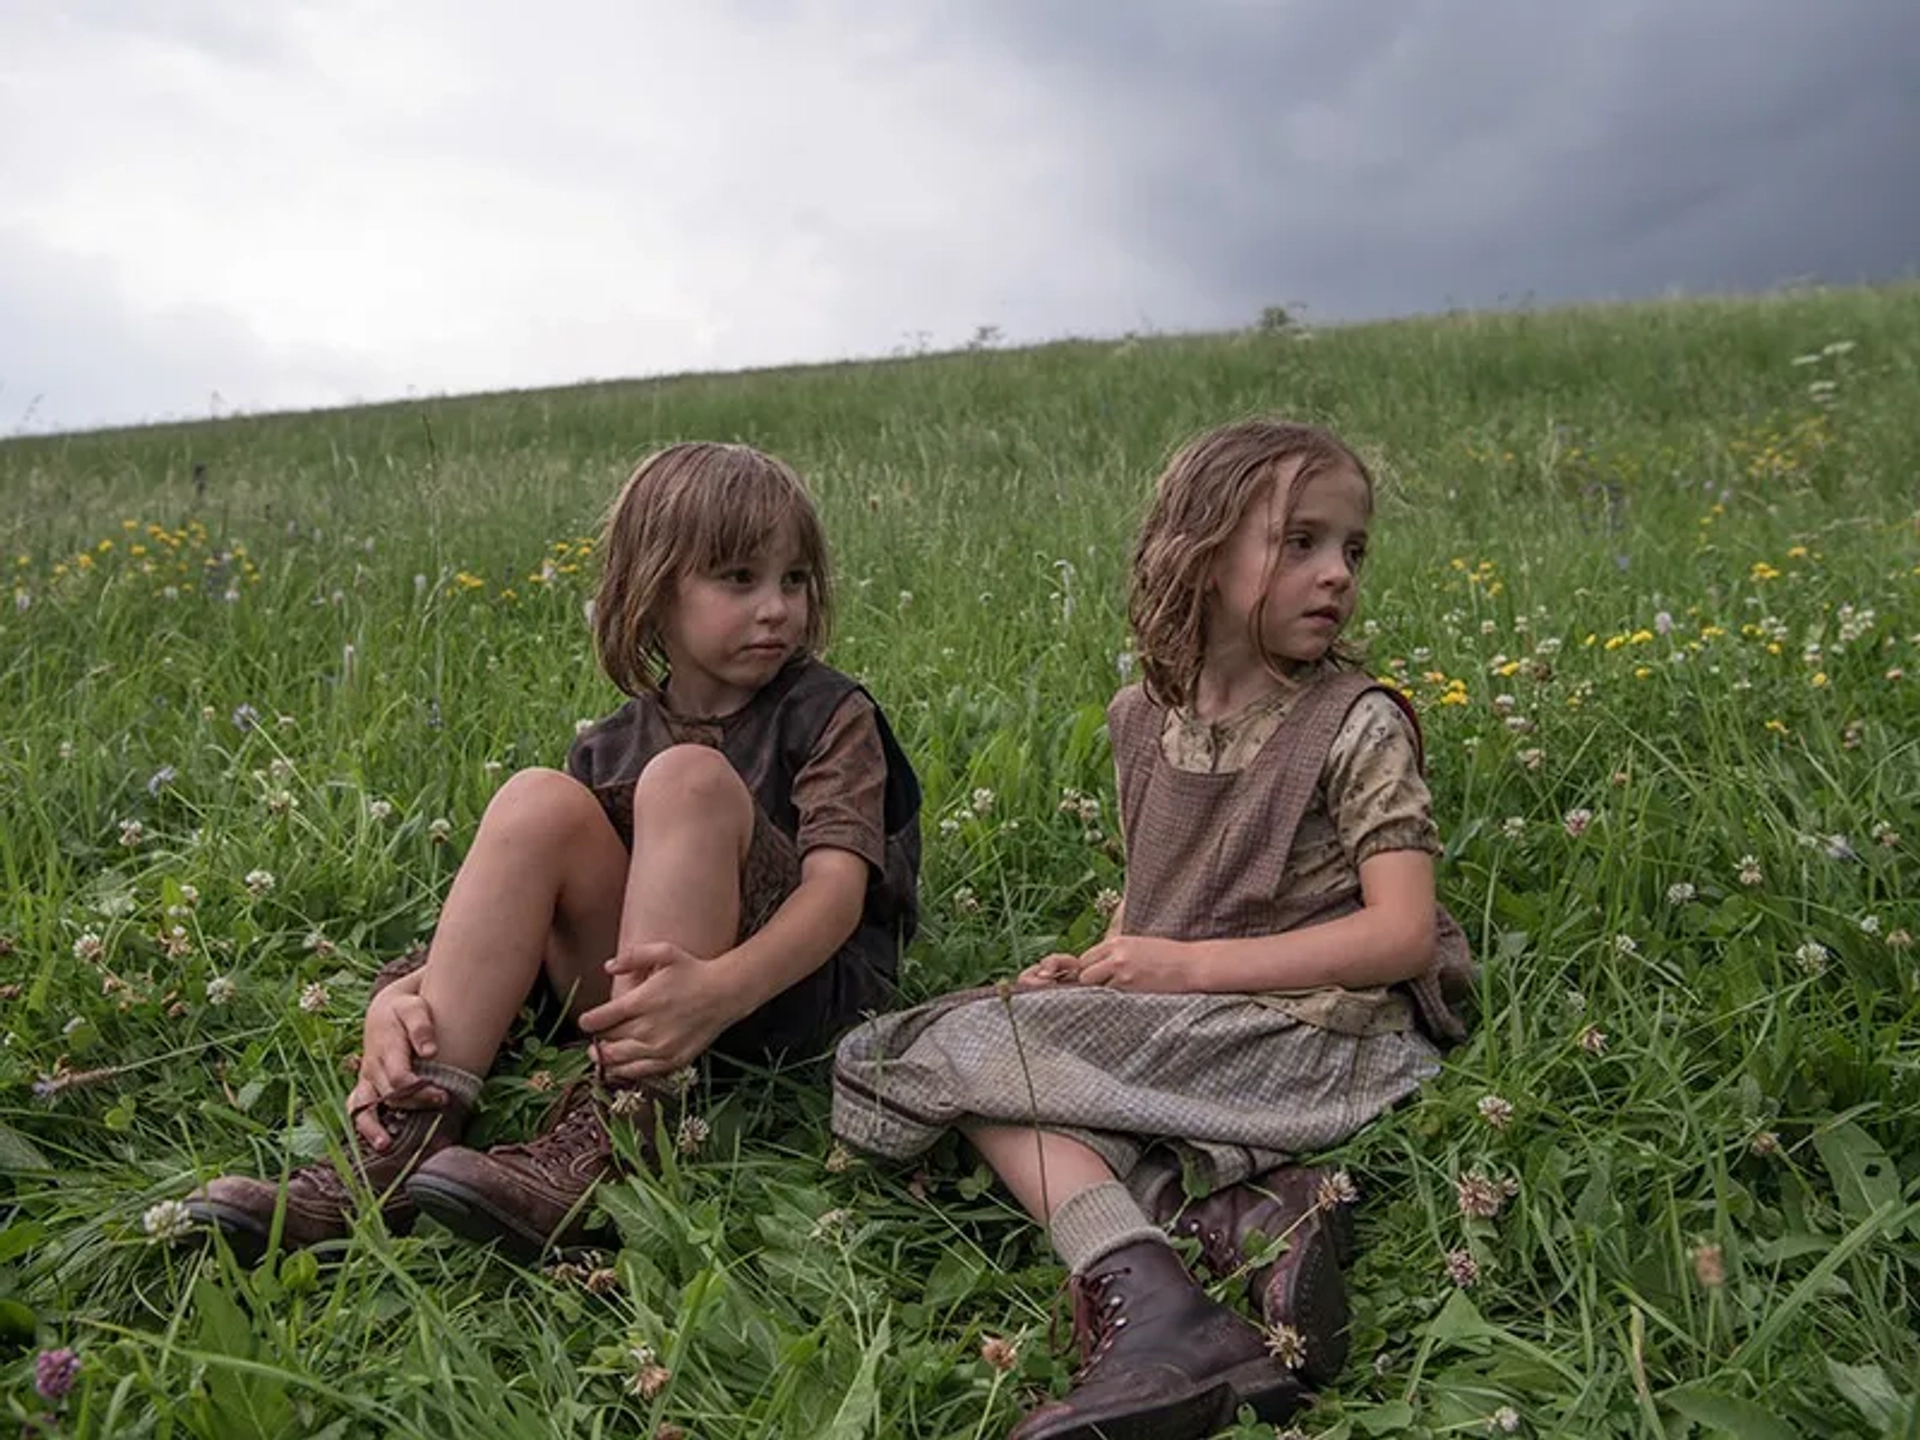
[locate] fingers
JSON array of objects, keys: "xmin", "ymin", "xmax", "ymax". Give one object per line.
[
  {"xmin": 1074, "ymin": 957, "xmax": 1117, "ymax": 987},
  {"xmin": 577, "ymin": 987, "xmax": 650, "ymax": 1036},
  {"xmin": 393, "ymin": 996, "xmax": 436, "ymax": 1060},
  {"xmin": 348, "ymin": 1082, "xmax": 391, "ymax": 1150},
  {"xmin": 602, "ymin": 940, "xmax": 688, "ymax": 978},
  {"xmin": 591, "ymin": 1037, "xmax": 688, "ymax": 1082}
]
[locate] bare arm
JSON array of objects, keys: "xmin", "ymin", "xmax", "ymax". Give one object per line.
[
  {"xmin": 1069, "ymin": 850, "xmax": 1436, "ymax": 993},
  {"xmin": 706, "ymin": 845, "xmax": 869, "ymax": 1018}
]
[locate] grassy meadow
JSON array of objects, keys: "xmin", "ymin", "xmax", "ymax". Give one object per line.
[{"xmin": 2, "ymin": 285, "xmax": 1918, "ymax": 1438}]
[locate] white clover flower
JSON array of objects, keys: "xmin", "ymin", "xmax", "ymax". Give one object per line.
[
  {"xmin": 1094, "ymin": 887, "xmax": 1123, "ymax": 918},
  {"xmin": 1563, "ymin": 808, "xmax": 1593, "ymax": 838},
  {"xmin": 970, "ymin": 787, "xmax": 995, "ymax": 814},
  {"xmin": 427, "ymin": 818, "xmax": 452, "ymax": 845},
  {"xmin": 142, "ymin": 1199, "xmax": 195, "ymax": 1243},
  {"xmin": 1857, "ymin": 914, "xmax": 1882, "ymax": 936},
  {"xmin": 205, "ymin": 974, "xmax": 237, "ymax": 1006},
  {"xmin": 72, "ymin": 932, "xmax": 105, "ymax": 963},
  {"xmin": 1490, "ymin": 1406, "xmax": 1521, "ymax": 1434},
  {"xmin": 298, "ymin": 982, "xmax": 330, "ymax": 1013},
  {"xmin": 1477, "ymin": 1095, "xmax": 1514, "ymax": 1129},
  {"xmin": 1666, "ymin": 882, "xmax": 1697, "ymax": 905},
  {"xmin": 267, "ymin": 757, "xmax": 295, "ymax": 783},
  {"xmin": 118, "ymin": 819, "xmax": 145, "ymax": 848},
  {"xmin": 58, "ymin": 740, "xmax": 76, "ymax": 761},
  {"xmin": 808, "ymin": 1207, "xmax": 853, "ymax": 1242},
  {"xmin": 244, "ymin": 869, "xmax": 276, "ymax": 896},
  {"xmin": 1446, "ymin": 1249, "xmax": 1480, "ymax": 1287},
  {"xmin": 1736, "ymin": 855, "xmax": 1764, "ymax": 887},
  {"xmin": 1794, "ymin": 941, "xmax": 1829, "ymax": 975},
  {"xmin": 675, "ymin": 1115, "xmax": 710, "ymax": 1154},
  {"xmin": 1613, "ymin": 933, "xmax": 1639, "ymax": 956},
  {"xmin": 952, "ymin": 885, "xmax": 980, "ymax": 914},
  {"xmin": 178, "ymin": 883, "xmax": 199, "ymax": 908},
  {"xmin": 368, "ymin": 799, "xmax": 394, "ymax": 822}
]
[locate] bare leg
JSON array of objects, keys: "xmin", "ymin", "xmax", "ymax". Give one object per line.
[
  {"xmin": 609, "ymin": 744, "xmax": 754, "ymax": 981},
  {"xmin": 416, "ymin": 769, "xmax": 627, "ymax": 1075},
  {"xmin": 968, "ymin": 1124, "xmax": 1121, "ymax": 1223}
]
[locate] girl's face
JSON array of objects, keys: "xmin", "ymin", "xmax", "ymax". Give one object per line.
[
  {"xmin": 1207, "ymin": 462, "xmax": 1370, "ymax": 669},
  {"xmin": 658, "ymin": 519, "xmax": 810, "ymax": 715}
]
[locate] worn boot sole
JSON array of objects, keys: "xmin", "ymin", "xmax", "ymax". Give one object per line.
[
  {"xmin": 1218, "ymin": 1356, "xmax": 1310, "ymax": 1424},
  {"xmin": 1252, "ymin": 1218, "xmax": 1350, "ymax": 1390},
  {"xmin": 405, "ymin": 1172, "xmax": 606, "ymax": 1264},
  {"xmin": 180, "ymin": 1199, "xmax": 273, "ymax": 1267},
  {"xmin": 1017, "ymin": 1378, "xmax": 1237, "ymax": 1440}
]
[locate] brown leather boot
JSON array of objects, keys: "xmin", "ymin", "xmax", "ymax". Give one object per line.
[
  {"xmin": 1151, "ymin": 1166, "xmax": 1355, "ymax": 1388},
  {"xmin": 184, "ymin": 1090, "xmax": 472, "ymax": 1266},
  {"xmin": 405, "ymin": 1079, "xmax": 657, "ymax": 1262},
  {"xmin": 1007, "ymin": 1239, "xmax": 1305, "ymax": 1440}
]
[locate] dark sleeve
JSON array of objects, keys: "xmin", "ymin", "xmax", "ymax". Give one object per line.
[{"xmin": 790, "ymin": 692, "xmax": 888, "ymax": 871}]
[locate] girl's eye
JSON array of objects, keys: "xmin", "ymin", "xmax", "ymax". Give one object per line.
[
  {"xmin": 720, "ymin": 568, "xmax": 754, "ymax": 585},
  {"xmin": 783, "ymin": 570, "xmax": 811, "ymax": 589},
  {"xmin": 1347, "ymin": 546, "xmax": 1368, "ymax": 569},
  {"xmin": 1285, "ymin": 534, "xmax": 1313, "ymax": 552}
]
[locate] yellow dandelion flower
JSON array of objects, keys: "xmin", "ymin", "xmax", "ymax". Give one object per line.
[
  {"xmin": 1787, "ymin": 545, "xmax": 1809, "ymax": 559},
  {"xmin": 1765, "ymin": 719, "xmax": 1789, "ymax": 735},
  {"xmin": 1751, "ymin": 561, "xmax": 1781, "ymax": 581},
  {"xmin": 1811, "ymin": 672, "xmax": 1828, "ymax": 687},
  {"xmin": 1634, "ymin": 666, "xmax": 1652, "ymax": 679},
  {"xmin": 1605, "ymin": 635, "xmax": 1627, "ymax": 651}
]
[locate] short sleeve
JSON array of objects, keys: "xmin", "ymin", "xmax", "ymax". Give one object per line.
[
  {"xmin": 791, "ymin": 692, "xmax": 888, "ymax": 871},
  {"xmin": 1323, "ymin": 691, "xmax": 1440, "ymax": 866}
]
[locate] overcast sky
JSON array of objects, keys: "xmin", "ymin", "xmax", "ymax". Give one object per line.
[{"xmin": 3, "ymin": 0, "xmax": 1915, "ymax": 433}]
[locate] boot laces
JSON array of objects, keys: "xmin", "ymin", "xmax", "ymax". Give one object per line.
[
  {"xmin": 1064, "ymin": 1266, "xmax": 1131, "ymax": 1379},
  {"xmin": 493, "ymin": 1082, "xmax": 616, "ymax": 1179}
]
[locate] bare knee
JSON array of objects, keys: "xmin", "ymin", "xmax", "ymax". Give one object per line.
[
  {"xmin": 478, "ymin": 766, "xmax": 605, "ymax": 850},
  {"xmin": 632, "ymin": 744, "xmax": 752, "ymax": 839}
]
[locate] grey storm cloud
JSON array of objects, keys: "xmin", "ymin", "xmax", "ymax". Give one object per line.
[
  {"xmin": 2, "ymin": 0, "xmax": 1916, "ymax": 432},
  {"xmin": 946, "ymin": 0, "xmax": 1920, "ymax": 320}
]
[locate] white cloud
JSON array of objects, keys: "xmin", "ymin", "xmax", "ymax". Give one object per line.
[{"xmin": 2, "ymin": 1, "xmax": 1183, "ymax": 430}]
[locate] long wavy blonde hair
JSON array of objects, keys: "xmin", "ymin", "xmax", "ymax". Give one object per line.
[{"xmin": 1129, "ymin": 419, "xmax": 1372, "ymax": 709}]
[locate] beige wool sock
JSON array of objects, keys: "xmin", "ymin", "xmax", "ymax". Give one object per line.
[{"xmin": 1048, "ymin": 1180, "xmax": 1170, "ymax": 1275}]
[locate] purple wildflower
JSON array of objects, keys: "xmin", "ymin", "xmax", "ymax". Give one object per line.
[{"xmin": 35, "ymin": 1348, "xmax": 80, "ymax": 1401}]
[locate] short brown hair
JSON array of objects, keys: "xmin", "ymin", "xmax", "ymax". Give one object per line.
[
  {"xmin": 1129, "ymin": 418, "xmax": 1373, "ymax": 708},
  {"xmin": 592, "ymin": 442, "xmax": 834, "ymax": 695}
]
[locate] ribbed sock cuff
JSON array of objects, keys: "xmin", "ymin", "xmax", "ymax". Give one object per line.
[
  {"xmin": 1049, "ymin": 1180, "xmax": 1171, "ymax": 1275},
  {"xmin": 414, "ymin": 1060, "xmax": 484, "ymax": 1108}
]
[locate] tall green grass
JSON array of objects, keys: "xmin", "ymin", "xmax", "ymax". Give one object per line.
[{"xmin": 3, "ymin": 284, "xmax": 1917, "ymax": 1437}]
